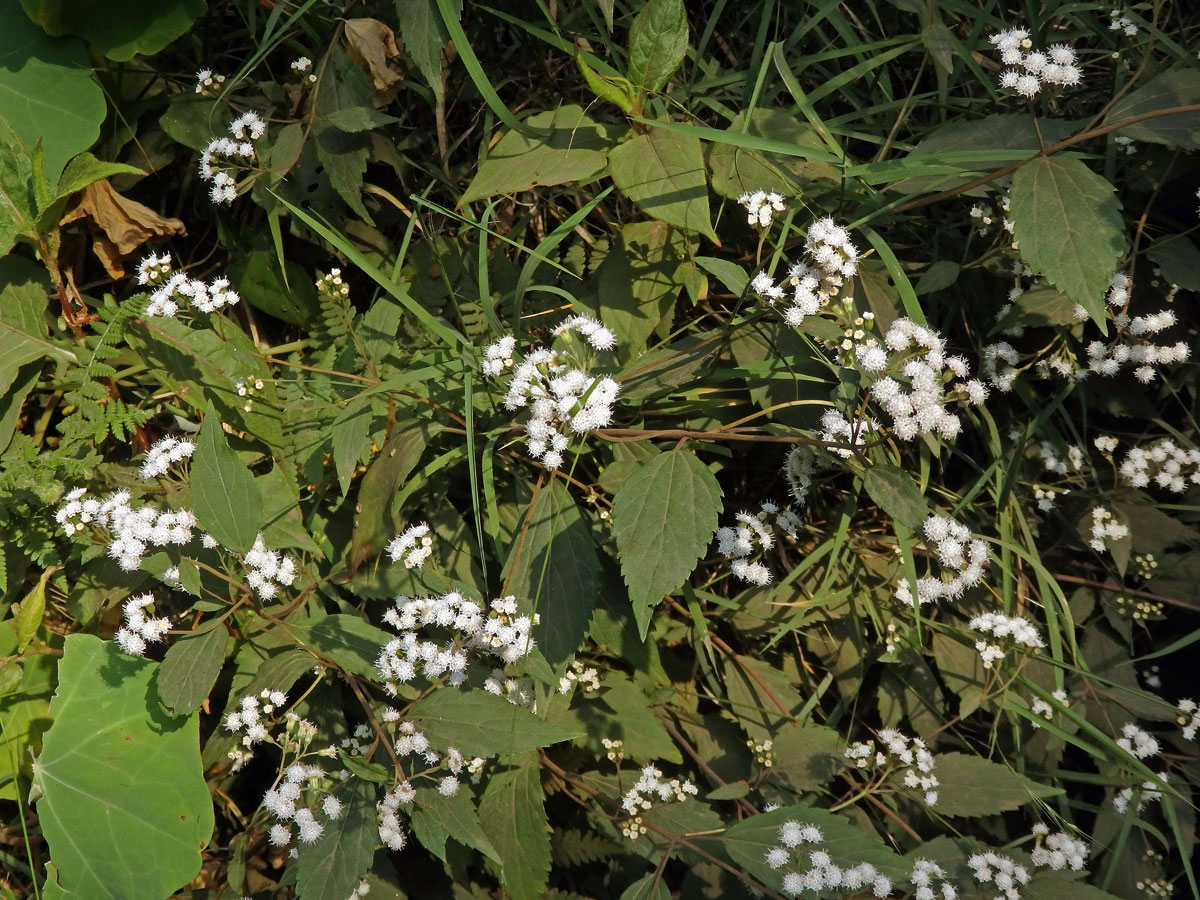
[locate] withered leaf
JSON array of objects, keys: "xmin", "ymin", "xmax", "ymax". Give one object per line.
[
  {"xmin": 59, "ymin": 179, "xmax": 186, "ymax": 278},
  {"xmin": 344, "ymin": 18, "xmax": 404, "ymax": 106}
]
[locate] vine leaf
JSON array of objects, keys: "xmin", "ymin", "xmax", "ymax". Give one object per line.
[
  {"xmin": 33, "ymin": 635, "xmax": 213, "ymax": 900},
  {"xmin": 612, "ymin": 450, "xmax": 722, "ymax": 637},
  {"xmin": 1008, "ymin": 156, "xmax": 1123, "ymax": 328},
  {"xmin": 191, "ymin": 401, "xmax": 260, "ymax": 553}
]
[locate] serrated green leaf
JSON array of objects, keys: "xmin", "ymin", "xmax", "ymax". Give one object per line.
[
  {"xmin": 618, "ymin": 874, "xmax": 669, "ymax": 900},
  {"xmin": 332, "ymin": 398, "xmax": 372, "ymax": 497},
  {"xmin": 480, "ymin": 755, "xmax": 551, "ymax": 900},
  {"xmin": 1146, "ymin": 235, "xmax": 1200, "ymax": 292},
  {"xmin": 502, "ymin": 479, "xmax": 601, "ymax": 665},
  {"xmin": 553, "ymin": 673, "xmax": 680, "ymax": 763},
  {"xmin": 626, "ymin": 0, "xmax": 688, "ymax": 99},
  {"xmin": 14, "ymin": 567, "xmax": 51, "ymax": 652},
  {"xmin": 395, "ymin": 0, "xmax": 456, "ymax": 102},
  {"xmin": 460, "ymin": 106, "xmax": 621, "ymax": 206},
  {"xmin": 914, "ymin": 261, "xmax": 959, "ymax": 295},
  {"xmin": 0, "ymin": 7, "xmax": 106, "ymax": 181},
  {"xmin": 156, "ymin": 627, "xmax": 227, "ymax": 716},
  {"xmin": 288, "ymin": 614, "xmax": 391, "ymax": 680},
  {"xmin": 191, "ymin": 402, "xmax": 260, "ymax": 553},
  {"xmin": 19, "ymin": 0, "xmax": 205, "ymax": 62},
  {"xmin": 1104, "ymin": 69, "xmax": 1200, "ymax": 149},
  {"xmin": 411, "ymin": 787, "xmax": 501, "ymax": 863},
  {"xmin": 771, "ymin": 725, "xmax": 842, "ymax": 792},
  {"xmin": 295, "ymin": 777, "xmax": 378, "ymax": 900},
  {"xmin": 0, "ymin": 117, "xmax": 36, "ymax": 259},
  {"xmin": 33, "ymin": 634, "xmax": 213, "ymax": 900},
  {"xmin": 407, "ymin": 689, "xmax": 580, "ymax": 757},
  {"xmin": 609, "ymin": 128, "xmax": 718, "ymax": 243},
  {"xmin": 612, "ymin": 450, "xmax": 722, "ymax": 637},
  {"xmin": 695, "ymin": 256, "xmax": 748, "ymax": 294},
  {"xmin": 1008, "ymin": 156, "xmax": 1124, "ymax": 326},
  {"xmin": 864, "ymin": 464, "xmax": 927, "ymax": 531},
  {"xmin": 932, "ymin": 752, "xmax": 1062, "ymax": 816},
  {"xmin": 337, "ymin": 749, "xmax": 391, "ymax": 783}
]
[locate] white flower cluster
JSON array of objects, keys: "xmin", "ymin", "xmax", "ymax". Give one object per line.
[
  {"xmin": 385, "ymin": 523, "xmax": 433, "ymax": 568},
  {"xmin": 1116, "ymin": 722, "xmax": 1159, "ymax": 759},
  {"xmin": 619, "ymin": 764, "xmax": 698, "ymax": 816},
  {"xmin": 738, "ymin": 189, "xmax": 787, "ymax": 228},
  {"xmin": 869, "ymin": 318, "xmax": 987, "ymax": 442},
  {"xmin": 715, "ymin": 501, "xmax": 802, "ymax": 586},
  {"xmin": 376, "ymin": 592, "xmax": 537, "ymax": 692},
  {"xmin": 194, "ymin": 68, "xmax": 226, "ymax": 94},
  {"xmin": 968, "ymin": 851, "xmax": 1031, "ymax": 899},
  {"xmin": 557, "ymin": 660, "xmax": 601, "ymax": 695},
  {"xmin": 784, "ymin": 446, "xmax": 817, "ymax": 506},
  {"xmin": 244, "ymin": 535, "xmax": 298, "ymax": 600},
  {"xmin": 1113, "ymin": 772, "xmax": 1167, "ymax": 814},
  {"xmin": 199, "ymin": 111, "xmax": 266, "ymax": 204},
  {"xmin": 1030, "ymin": 689, "xmax": 1069, "ymax": 727},
  {"xmin": 1039, "ymin": 442, "xmax": 1085, "ymax": 476},
  {"xmin": 989, "ymin": 28, "xmax": 1082, "ymax": 98},
  {"xmin": 223, "ymin": 690, "xmax": 292, "ymax": 745},
  {"xmin": 1085, "ymin": 307, "xmax": 1189, "ymax": 384},
  {"xmin": 263, "ymin": 763, "xmax": 343, "ymax": 846},
  {"xmin": 910, "ymin": 858, "xmax": 958, "ymax": 900},
  {"xmin": 56, "ymin": 487, "xmax": 197, "ymax": 571},
  {"xmin": 481, "ymin": 316, "xmax": 618, "ymax": 471},
  {"xmin": 751, "ymin": 217, "xmax": 859, "ymax": 326},
  {"xmin": 482, "ymin": 669, "xmax": 535, "ymax": 707},
  {"xmin": 1120, "ymin": 438, "xmax": 1200, "ymax": 494},
  {"xmin": 378, "ymin": 780, "xmax": 416, "ymax": 851},
  {"xmin": 291, "ymin": 56, "xmax": 317, "ymax": 83},
  {"xmin": 818, "ymin": 409, "xmax": 877, "ymax": 460},
  {"xmin": 136, "ymin": 253, "xmax": 241, "ymax": 317},
  {"xmin": 1178, "ymin": 699, "xmax": 1200, "ymax": 740},
  {"xmin": 1087, "ymin": 507, "xmax": 1128, "ymax": 553},
  {"xmin": 139, "ymin": 435, "xmax": 196, "ymax": 479},
  {"xmin": 767, "ymin": 821, "xmax": 892, "ymax": 898},
  {"xmin": 982, "ymin": 341, "xmax": 1020, "ymax": 392},
  {"xmin": 896, "ymin": 515, "xmax": 988, "ymax": 607},
  {"xmin": 1110, "ymin": 9, "xmax": 1138, "ymax": 36},
  {"xmin": 969, "ymin": 612, "xmax": 1045, "ymax": 669},
  {"xmin": 844, "ymin": 728, "xmax": 939, "ymax": 806},
  {"xmin": 1029, "ymin": 824, "xmax": 1089, "ymax": 871},
  {"xmin": 969, "ymin": 195, "xmax": 1013, "ymax": 237},
  {"xmin": 114, "ymin": 594, "xmax": 172, "ymax": 656}
]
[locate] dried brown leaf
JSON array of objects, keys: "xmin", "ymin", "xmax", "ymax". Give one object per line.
[
  {"xmin": 344, "ymin": 18, "xmax": 404, "ymax": 105},
  {"xmin": 59, "ymin": 180, "xmax": 186, "ymax": 278}
]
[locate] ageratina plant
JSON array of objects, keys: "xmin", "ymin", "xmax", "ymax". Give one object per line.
[{"xmin": 5, "ymin": 3, "xmax": 1200, "ymax": 900}]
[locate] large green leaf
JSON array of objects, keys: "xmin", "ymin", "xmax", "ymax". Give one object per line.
[
  {"xmin": 33, "ymin": 635, "xmax": 213, "ymax": 900},
  {"xmin": 19, "ymin": 0, "xmax": 206, "ymax": 61},
  {"xmin": 932, "ymin": 753, "xmax": 1062, "ymax": 816},
  {"xmin": 612, "ymin": 450, "xmax": 722, "ymax": 637},
  {"xmin": 460, "ymin": 105, "xmax": 621, "ymax": 205},
  {"xmin": 722, "ymin": 804, "xmax": 904, "ymax": 892},
  {"xmin": 479, "ymin": 754, "xmax": 551, "ymax": 900},
  {"xmin": 551, "ymin": 673, "xmax": 681, "ymax": 763},
  {"xmin": 625, "ymin": 0, "xmax": 688, "ymax": 98},
  {"xmin": 156, "ymin": 626, "xmax": 228, "ymax": 716},
  {"xmin": 1008, "ymin": 156, "xmax": 1124, "ymax": 326},
  {"xmin": 609, "ymin": 127, "xmax": 718, "ymax": 243},
  {"xmin": 0, "ymin": 7, "xmax": 106, "ymax": 181},
  {"xmin": 1104, "ymin": 69, "xmax": 1200, "ymax": 149},
  {"xmin": 502, "ymin": 479, "xmax": 601, "ymax": 665},
  {"xmin": 0, "ymin": 257, "xmax": 62, "ymax": 396},
  {"xmin": 190, "ymin": 401, "xmax": 261, "ymax": 553},
  {"xmin": 406, "ymin": 689, "xmax": 580, "ymax": 757},
  {"xmin": 295, "ymin": 777, "xmax": 378, "ymax": 900},
  {"xmin": 409, "ymin": 786, "xmax": 501, "ymax": 863},
  {"xmin": 0, "ymin": 117, "xmax": 37, "ymax": 258}
]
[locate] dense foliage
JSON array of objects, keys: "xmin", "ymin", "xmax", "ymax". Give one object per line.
[{"xmin": 1, "ymin": 1, "xmax": 1199, "ymax": 899}]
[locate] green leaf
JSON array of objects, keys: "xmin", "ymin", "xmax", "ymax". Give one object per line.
[
  {"xmin": 14, "ymin": 566, "xmax": 51, "ymax": 653},
  {"xmin": 460, "ymin": 106, "xmax": 622, "ymax": 205},
  {"xmin": 576, "ymin": 53, "xmax": 635, "ymax": 113},
  {"xmin": 394, "ymin": 0, "xmax": 456, "ymax": 102},
  {"xmin": 1104, "ymin": 69, "xmax": 1200, "ymax": 149},
  {"xmin": 288, "ymin": 614, "xmax": 392, "ymax": 680},
  {"xmin": 609, "ymin": 128, "xmax": 718, "ymax": 243},
  {"xmin": 0, "ymin": 634, "xmax": 55, "ymax": 802},
  {"xmin": 502, "ymin": 479, "xmax": 601, "ymax": 665},
  {"xmin": 295, "ymin": 777, "xmax": 378, "ymax": 900},
  {"xmin": 0, "ymin": 117, "xmax": 36, "ymax": 258},
  {"xmin": 722, "ymin": 804, "xmax": 904, "ymax": 891},
  {"xmin": 1008, "ymin": 156, "xmax": 1124, "ymax": 326},
  {"xmin": 410, "ymin": 788, "xmax": 501, "ymax": 863},
  {"xmin": 864, "ymin": 464, "xmax": 927, "ymax": 531},
  {"xmin": 226, "ymin": 229, "xmax": 320, "ymax": 325},
  {"xmin": 771, "ymin": 725, "xmax": 843, "ymax": 792},
  {"xmin": 618, "ymin": 874, "xmax": 670, "ymax": 900},
  {"xmin": 338, "ymin": 749, "xmax": 390, "ymax": 783},
  {"xmin": 40, "ymin": 152, "xmax": 144, "ymax": 228},
  {"xmin": 479, "ymin": 755, "xmax": 551, "ymax": 900},
  {"xmin": 626, "ymin": 0, "xmax": 688, "ymax": 98},
  {"xmin": 407, "ymin": 689, "xmax": 581, "ymax": 757},
  {"xmin": 314, "ymin": 49, "xmax": 375, "ymax": 219},
  {"xmin": 0, "ymin": 7, "xmax": 107, "ymax": 181},
  {"xmin": 612, "ymin": 450, "xmax": 722, "ymax": 637},
  {"xmin": 1146, "ymin": 235, "xmax": 1200, "ymax": 292},
  {"xmin": 932, "ymin": 753, "xmax": 1063, "ymax": 816},
  {"xmin": 695, "ymin": 256, "xmax": 748, "ymax": 295},
  {"xmin": 33, "ymin": 634, "xmax": 213, "ymax": 900},
  {"xmin": 258, "ymin": 465, "xmax": 322, "ymax": 554},
  {"xmin": 914, "ymin": 261, "xmax": 959, "ymax": 295},
  {"xmin": 190, "ymin": 402, "xmax": 261, "ymax": 553},
  {"xmin": 19, "ymin": 0, "xmax": 205, "ymax": 62},
  {"xmin": 706, "ymin": 108, "xmax": 838, "ymax": 199},
  {"xmin": 993, "ymin": 285, "xmax": 1080, "ymax": 330},
  {"xmin": 332, "ymin": 398, "xmax": 372, "ymax": 497},
  {"xmin": 156, "ymin": 627, "xmax": 228, "ymax": 716},
  {"xmin": 323, "ymin": 106, "xmax": 399, "ymax": 133},
  {"xmin": 552, "ymin": 673, "xmax": 681, "ymax": 763}
]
